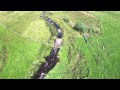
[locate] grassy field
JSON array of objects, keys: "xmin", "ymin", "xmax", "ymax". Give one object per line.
[
  {"xmin": 87, "ymin": 11, "xmax": 120, "ymax": 78},
  {"xmin": 0, "ymin": 11, "xmax": 51, "ymax": 79},
  {"xmin": 0, "ymin": 11, "xmax": 120, "ymax": 79}
]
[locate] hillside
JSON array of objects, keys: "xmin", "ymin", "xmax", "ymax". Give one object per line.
[{"xmin": 0, "ymin": 11, "xmax": 119, "ymax": 79}]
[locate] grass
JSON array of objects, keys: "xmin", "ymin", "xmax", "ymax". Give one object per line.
[
  {"xmin": 0, "ymin": 11, "xmax": 120, "ymax": 79},
  {"xmin": 45, "ymin": 11, "xmax": 100, "ymax": 79},
  {"xmin": 0, "ymin": 25, "xmax": 40, "ymax": 78},
  {"xmin": 87, "ymin": 11, "xmax": 120, "ymax": 78},
  {"xmin": 45, "ymin": 11, "xmax": 120, "ymax": 79},
  {"xmin": 0, "ymin": 11, "xmax": 51, "ymax": 79}
]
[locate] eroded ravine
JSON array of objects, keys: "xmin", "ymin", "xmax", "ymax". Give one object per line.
[{"xmin": 31, "ymin": 11, "xmax": 63, "ymax": 79}]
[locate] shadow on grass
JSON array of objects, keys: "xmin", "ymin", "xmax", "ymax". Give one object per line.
[{"xmin": 0, "ymin": 45, "xmax": 8, "ymax": 71}]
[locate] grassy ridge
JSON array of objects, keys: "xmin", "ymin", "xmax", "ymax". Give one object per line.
[
  {"xmin": 45, "ymin": 12, "xmax": 100, "ymax": 79},
  {"xmin": 87, "ymin": 11, "xmax": 120, "ymax": 78},
  {"xmin": 45, "ymin": 11, "xmax": 120, "ymax": 79}
]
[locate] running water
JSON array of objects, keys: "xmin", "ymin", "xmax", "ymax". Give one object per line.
[{"xmin": 31, "ymin": 11, "xmax": 63, "ymax": 79}]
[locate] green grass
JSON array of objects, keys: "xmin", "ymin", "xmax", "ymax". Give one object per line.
[
  {"xmin": 45, "ymin": 12, "xmax": 100, "ymax": 79},
  {"xmin": 0, "ymin": 25, "xmax": 40, "ymax": 78},
  {"xmin": 0, "ymin": 11, "xmax": 51, "ymax": 79},
  {"xmin": 0, "ymin": 11, "xmax": 120, "ymax": 79},
  {"xmin": 45, "ymin": 11, "xmax": 120, "ymax": 79},
  {"xmin": 87, "ymin": 11, "xmax": 120, "ymax": 78}
]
